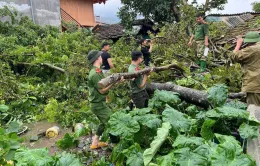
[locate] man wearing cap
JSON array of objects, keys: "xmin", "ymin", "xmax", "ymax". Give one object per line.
[
  {"xmin": 231, "ymin": 31, "xmax": 260, "ymax": 106},
  {"xmin": 101, "ymin": 42, "xmax": 114, "ymax": 75},
  {"xmin": 188, "ymin": 13, "xmax": 209, "ymax": 72},
  {"xmin": 128, "ymin": 51, "xmax": 151, "ymax": 108},
  {"xmin": 87, "ymin": 50, "xmax": 121, "ymax": 149}
]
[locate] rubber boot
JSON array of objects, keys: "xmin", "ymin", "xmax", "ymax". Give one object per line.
[{"xmin": 200, "ymin": 60, "xmax": 206, "ymax": 72}]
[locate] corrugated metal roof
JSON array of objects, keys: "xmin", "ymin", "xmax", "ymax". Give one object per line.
[{"xmin": 205, "ymin": 13, "xmax": 257, "ymax": 28}]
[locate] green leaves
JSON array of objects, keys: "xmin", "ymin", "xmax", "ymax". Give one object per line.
[
  {"xmin": 108, "ymin": 112, "xmax": 140, "ymax": 139},
  {"xmin": 123, "ymin": 143, "xmax": 144, "ymax": 166},
  {"xmin": 200, "ymin": 119, "xmax": 216, "ymax": 140},
  {"xmin": 56, "ymin": 152, "xmax": 82, "ymax": 166},
  {"xmin": 0, "ymin": 127, "xmax": 20, "ymax": 161},
  {"xmin": 0, "ymin": 104, "xmax": 9, "ymax": 112},
  {"xmin": 211, "ymin": 134, "xmax": 256, "ymax": 166},
  {"xmin": 238, "ymin": 123, "xmax": 259, "ymax": 139},
  {"xmin": 206, "ymin": 106, "xmax": 249, "ymax": 120},
  {"xmin": 207, "ymin": 84, "xmax": 228, "ymax": 108},
  {"xmin": 143, "ymin": 122, "xmax": 171, "ymax": 166},
  {"xmin": 173, "ymin": 135, "xmax": 204, "ymax": 150},
  {"xmin": 15, "ymin": 148, "xmax": 54, "ymax": 166},
  {"xmin": 162, "ymin": 106, "xmax": 191, "ymax": 132},
  {"xmin": 56, "ymin": 133, "xmax": 79, "ymax": 149},
  {"xmin": 149, "ymin": 90, "xmax": 181, "ymax": 109},
  {"xmin": 15, "ymin": 148, "xmax": 82, "ymax": 166},
  {"xmin": 174, "ymin": 148, "xmax": 208, "ymax": 166}
]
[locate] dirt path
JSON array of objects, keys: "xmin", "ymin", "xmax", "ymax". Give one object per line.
[{"xmin": 20, "ymin": 121, "xmax": 72, "ymax": 155}]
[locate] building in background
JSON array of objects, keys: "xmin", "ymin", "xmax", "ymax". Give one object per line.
[{"xmin": 0, "ymin": 0, "xmax": 106, "ymax": 28}]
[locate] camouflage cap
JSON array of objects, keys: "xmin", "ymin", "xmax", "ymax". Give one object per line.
[
  {"xmin": 244, "ymin": 31, "xmax": 260, "ymax": 43},
  {"xmin": 87, "ymin": 50, "xmax": 102, "ymax": 64}
]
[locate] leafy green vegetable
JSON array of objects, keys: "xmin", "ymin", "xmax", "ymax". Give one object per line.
[
  {"xmin": 224, "ymin": 101, "xmax": 247, "ymax": 110},
  {"xmin": 123, "ymin": 143, "xmax": 144, "ymax": 166},
  {"xmin": 200, "ymin": 119, "xmax": 216, "ymax": 140},
  {"xmin": 156, "ymin": 152, "xmax": 175, "ymax": 166},
  {"xmin": 206, "ymin": 106, "xmax": 249, "ymax": 120},
  {"xmin": 162, "ymin": 106, "xmax": 191, "ymax": 132},
  {"xmin": 238, "ymin": 123, "xmax": 259, "ymax": 139},
  {"xmin": 56, "ymin": 152, "xmax": 82, "ymax": 166},
  {"xmin": 207, "ymin": 84, "xmax": 228, "ymax": 107},
  {"xmin": 173, "ymin": 135, "xmax": 204, "ymax": 150},
  {"xmin": 211, "ymin": 134, "xmax": 256, "ymax": 166},
  {"xmin": 56, "ymin": 133, "xmax": 78, "ymax": 149},
  {"xmin": 108, "ymin": 112, "xmax": 140, "ymax": 139},
  {"xmin": 149, "ymin": 90, "xmax": 181, "ymax": 109},
  {"xmin": 15, "ymin": 148, "xmax": 54, "ymax": 166},
  {"xmin": 133, "ymin": 114, "xmax": 162, "ymax": 129},
  {"xmin": 129, "ymin": 108, "xmax": 152, "ymax": 116},
  {"xmin": 174, "ymin": 148, "xmax": 208, "ymax": 166},
  {"xmin": 0, "ymin": 105, "xmax": 9, "ymax": 112},
  {"xmin": 0, "ymin": 127, "xmax": 21, "ymax": 161},
  {"xmin": 6, "ymin": 121, "xmax": 20, "ymax": 134},
  {"xmin": 143, "ymin": 122, "xmax": 171, "ymax": 166}
]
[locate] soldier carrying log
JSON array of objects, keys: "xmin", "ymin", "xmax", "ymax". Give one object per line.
[{"xmin": 231, "ymin": 31, "xmax": 260, "ymax": 106}]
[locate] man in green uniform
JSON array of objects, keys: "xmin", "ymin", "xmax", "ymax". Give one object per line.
[
  {"xmin": 128, "ymin": 51, "xmax": 151, "ymax": 108},
  {"xmin": 188, "ymin": 13, "xmax": 209, "ymax": 72},
  {"xmin": 87, "ymin": 50, "xmax": 121, "ymax": 149},
  {"xmin": 231, "ymin": 31, "xmax": 260, "ymax": 106}
]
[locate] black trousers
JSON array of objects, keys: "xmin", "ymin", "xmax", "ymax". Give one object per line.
[
  {"xmin": 132, "ymin": 90, "xmax": 149, "ymax": 108},
  {"xmin": 144, "ymin": 56, "xmax": 151, "ymax": 66}
]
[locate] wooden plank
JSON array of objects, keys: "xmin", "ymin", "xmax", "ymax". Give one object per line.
[{"xmin": 247, "ymin": 105, "xmax": 260, "ymax": 165}]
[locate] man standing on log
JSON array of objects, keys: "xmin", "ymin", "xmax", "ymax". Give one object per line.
[
  {"xmin": 101, "ymin": 42, "xmax": 114, "ymax": 75},
  {"xmin": 87, "ymin": 50, "xmax": 121, "ymax": 149},
  {"xmin": 128, "ymin": 51, "xmax": 151, "ymax": 108},
  {"xmin": 231, "ymin": 31, "xmax": 260, "ymax": 106},
  {"xmin": 188, "ymin": 13, "xmax": 209, "ymax": 72},
  {"xmin": 141, "ymin": 39, "xmax": 153, "ymax": 67}
]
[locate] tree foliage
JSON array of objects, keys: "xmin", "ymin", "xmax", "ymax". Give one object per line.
[{"xmin": 252, "ymin": 1, "xmax": 260, "ymax": 12}]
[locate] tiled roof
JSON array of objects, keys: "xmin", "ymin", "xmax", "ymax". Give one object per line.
[
  {"xmin": 214, "ymin": 14, "xmax": 260, "ymax": 45},
  {"xmin": 92, "ymin": 24, "xmax": 125, "ymax": 40},
  {"xmin": 93, "ymin": 0, "xmax": 106, "ymax": 4},
  {"xmin": 205, "ymin": 12, "xmax": 260, "ymax": 28}
]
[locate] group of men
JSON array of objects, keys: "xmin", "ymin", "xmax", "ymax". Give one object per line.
[{"xmin": 87, "ymin": 13, "xmax": 260, "ymax": 149}]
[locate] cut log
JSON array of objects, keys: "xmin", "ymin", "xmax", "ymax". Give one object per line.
[
  {"xmin": 98, "ymin": 64, "xmax": 184, "ymax": 88},
  {"xmin": 147, "ymin": 82, "xmax": 210, "ymax": 108},
  {"xmin": 147, "ymin": 82, "xmax": 246, "ymax": 108}
]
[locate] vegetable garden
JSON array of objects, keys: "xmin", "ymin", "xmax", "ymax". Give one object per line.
[{"xmin": 0, "ymin": 5, "xmax": 260, "ymax": 166}]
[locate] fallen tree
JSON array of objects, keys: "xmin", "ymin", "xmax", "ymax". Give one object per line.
[
  {"xmin": 98, "ymin": 64, "xmax": 184, "ymax": 88},
  {"xmin": 146, "ymin": 82, "xmax": 246, "ymax": 108}
]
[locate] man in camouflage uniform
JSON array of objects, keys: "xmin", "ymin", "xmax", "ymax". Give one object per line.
[
  {"xmin": 231, "ymin": 31, "xmax": 260, "ymax": 106},
  {"xmin": 188, "ymin": 13, "xmax": 209, "ymax": 72},
  {"xmin": 87, "ymin": 50, "xmax": 121, "ymax": 149},
  {"xmin": 128, "ymin": 51, "xmax": 151, "ymax": 108}
]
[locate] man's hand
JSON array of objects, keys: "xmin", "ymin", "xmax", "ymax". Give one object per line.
[
  {"xmin": 205, "ymin": 41, "xmax": 209, "ymax": 46},
  {"xmin": 188, "ymin": 41, "xmax": 192, "ymax": 47},
  {"xmin": 233, "ymin": 37, "xmax": 244, "ymax": 53},
  {"xmin": 237, "ymin": 38, "xmax": 243, "ymax": 45}
]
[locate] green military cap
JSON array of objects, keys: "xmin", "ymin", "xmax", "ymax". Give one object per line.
[
  {"xmin": 244, "ymin": 31, "xmax": 260, "ymax": 43},
  {"xmin": 87, "ymin": 50, "xmax": 102, "ymax": 64}
]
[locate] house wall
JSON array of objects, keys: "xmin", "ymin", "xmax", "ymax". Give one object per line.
[
  {"xmin": 0, "ymin": 0, "xmax": 61, "ymax": 26},
  {"xmin": 60, "ymin": 0, "xmax": 95, "ymax": 27}
]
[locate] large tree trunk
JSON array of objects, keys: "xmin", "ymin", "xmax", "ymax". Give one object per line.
[
  {"xmin": 147, "ymin": 82, "xmax": 246, "ymax": 108},
  {"xmin": 98, "ymin": 64, "xmax": 184, "ymax": 88},
  {"xmin": 147, "ymin": 82, "xmax": 210, "ymax": 108}
]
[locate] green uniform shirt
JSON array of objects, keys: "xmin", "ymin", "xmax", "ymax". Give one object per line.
[
  {"xmin": 128, "ymin": 64, "xmax": 145, "ymax": 93},
  {"xmin": 88, "ymin": 66, "xmax": 107, "ymax": 103},
  {"xmin": 230, "ymin": 42, "xmax": 260, "ymax": 93},
  {"xmin": 194, "ymin": 23, "xmax": 209, "ymax": 41}
]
